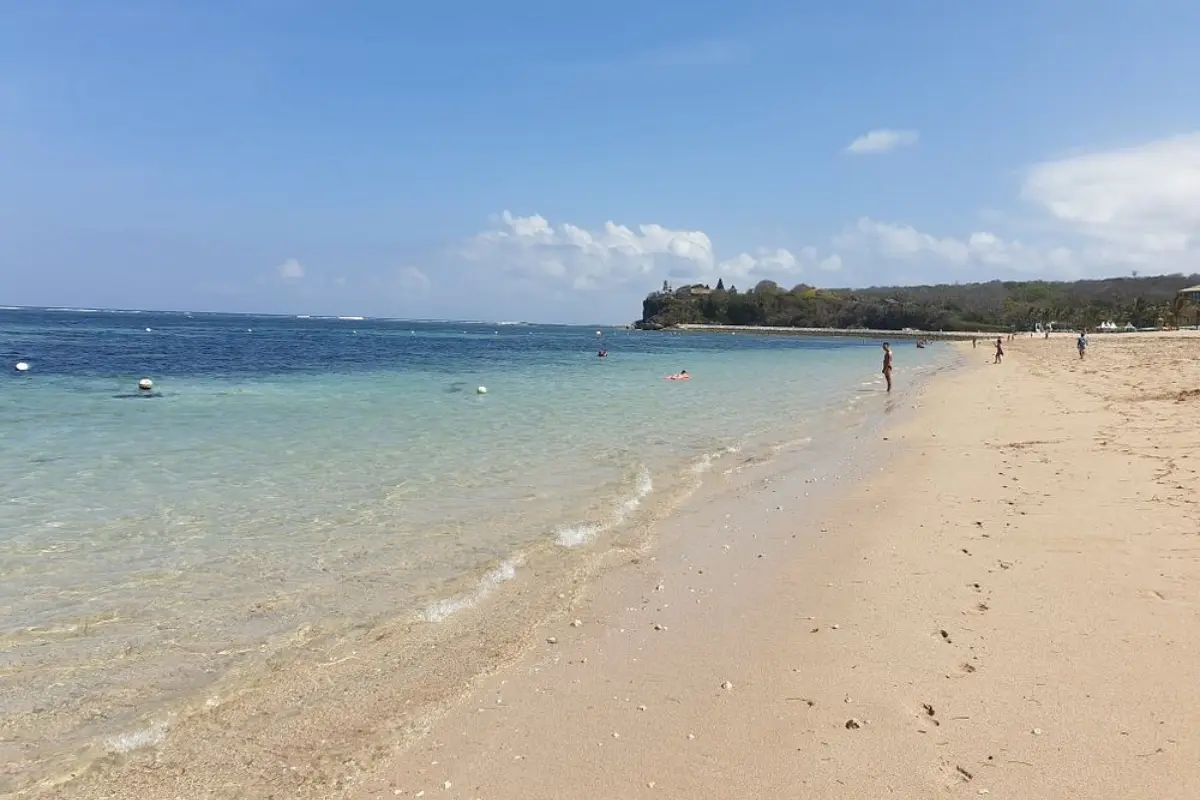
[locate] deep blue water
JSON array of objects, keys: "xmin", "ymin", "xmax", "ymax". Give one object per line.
[{"xmin": 1, "ymin": 308, "xmax": 882, "ymax": 379}]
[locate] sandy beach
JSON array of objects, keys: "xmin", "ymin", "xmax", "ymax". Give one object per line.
[
  {"xmin": 343, "ymin": 332, "xmax": 1200, "ymax": 800},
  {"xmin": 23, "ymin": 332, "xmax": 1200, "ymax": 799}
]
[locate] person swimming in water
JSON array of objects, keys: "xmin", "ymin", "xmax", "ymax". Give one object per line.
[{"xmin": 667, "ymin": 369, "xmax": 689, "ymax": 380}]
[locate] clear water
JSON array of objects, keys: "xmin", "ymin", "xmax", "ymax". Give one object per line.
[{"xmin": 0, "ymin": 308, "xmax": 951, "ymax": 791}]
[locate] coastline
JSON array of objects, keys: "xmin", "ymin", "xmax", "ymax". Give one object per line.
[
  {"xmin": 16, "ymin": 331, "xmax": 1199, "ymax": 798},
  {"xmin": 664, "ymin": 324, "xmax": 1009, "ymax": 339},
  {"xmin": 346, "ymin": 331, "xmax": 1200, "ymax": 798},
  {"xmin": 5, "ymin": 339, "xmax": 945, "ymax": 798}
]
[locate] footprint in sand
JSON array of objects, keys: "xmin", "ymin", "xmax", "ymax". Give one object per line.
[{"xmin": 935, "ymin": 759, "xmax": 975, "ymax": 790}]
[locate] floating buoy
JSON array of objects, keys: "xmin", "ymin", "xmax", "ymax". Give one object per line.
[
  {"xmin": 138, "ymin": 378, "xmax": 154, "ymax": 391},
  {"xmin": 145, "ymin": 327, "xmax": 152, "ymax": 332},
  {"xmin": 596, "ymin": 330, "xmax": 602, "ymax": 336},
  {"xmin": 476, "ymin": 386, "xmax": 488, "ymax": 395},
  {"xmin": 14, "ymin": 362, "xmax": 29, "ymax": 372}
]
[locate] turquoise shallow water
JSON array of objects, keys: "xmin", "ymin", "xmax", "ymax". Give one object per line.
[{"xmin": 0, "ymin": 309, "xmax": 951, "ymax": 789}]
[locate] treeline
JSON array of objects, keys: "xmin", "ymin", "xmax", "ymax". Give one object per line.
[{"xmin": 638, "ymin": 274, "xmax": 1200, "ymax": 332}]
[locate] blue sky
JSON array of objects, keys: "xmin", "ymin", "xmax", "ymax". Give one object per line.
[{"xmin": 3, "ymin": 0, "xmax": 1199, "ymax": 323}]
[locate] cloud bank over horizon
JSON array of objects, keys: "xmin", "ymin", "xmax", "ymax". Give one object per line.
[
  {"xmin": 146, "ymin": 130, "xmax": 1198, "ymax": 323},
  {"xmin": 6, "ymin": 131, "xmax": 1196, "ymax": 325},
  {"xmin": 359, "ymin": 131, "xmax": 1194, "ymax": 321}
]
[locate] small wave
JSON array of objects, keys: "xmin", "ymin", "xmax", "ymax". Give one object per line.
[
  {"xmin": 718, "ymin": 437, "xmax": 813, "ymax": 475},
  {"xmin": 555, "ymin": 522, "xmax": 603, "ymax": 548},
  {"xmin": 617, "ymin": 467, "xmax": 654, "ymax": 517},
  {"xmin": 689, "ymin": 444, "xmax": 741, "ymax": 476},
  {"xmin": 772, "ymin": 435, "xmax": 813, "ymax": 453},
  {"xmin": 104, "ymin": 719, "xmax": 169, "ymax": 755},
  {"xmin": 418, "ymin": 557, "xmax": 522, "ymax": 623},
  {"xmin": 556, "ymin": 466, "xmax": 653, "ymax": 548}
]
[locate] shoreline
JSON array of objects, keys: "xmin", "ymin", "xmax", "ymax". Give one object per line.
[
  {"xmin": 654, "ymin": 323, "xmax": 1171, "ymax": 340},
  {"xmin": 347, "ymin": 331, "xmax": 1200, "ymax": 798},
  {"xmin": 16, "ymin": 332, "xmax": 1199, "ymax": 797},
  {"xmin": 6, "ymin": 351, "xmax": 947, "ymax": 798},
  {"xmin": 663, "ymin": 324, "xmax": 1006, "ymax": 339}
]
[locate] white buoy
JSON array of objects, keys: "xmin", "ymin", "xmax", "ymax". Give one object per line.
[
  {"xmin": 145, "ymin": 327, "xmax": 152, "ymax": 332},
  {"xmin": 138, "ymin": 378, "xmax": 154, "ymax": 391},
  {"xmin": 14, "ymin": 361, "xmax": 29, "ymax": 372},
  {"xmin": 596, "ymin": 330, "xmax": 602, "ymax": 336},
  {"xmin": 476, "ymin": 386, "xmax": 488, "ymax": 395}
]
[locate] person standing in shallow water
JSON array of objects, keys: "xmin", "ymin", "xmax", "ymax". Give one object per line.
[{"xmin": 881, "ymin": 342, "xmax": 893, "ymax": 392}]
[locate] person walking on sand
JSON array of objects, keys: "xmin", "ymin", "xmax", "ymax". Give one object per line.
[
  {"xmin": 1077, "ymin": 330, "xmax": 1088, "ymax": 360},
  {"xmin": 881, "ymin": 342, "xmax": 893, "ymax": 392},
  {"xmin": 994, "ymin": 337, "xmax": 1004, "ymax": 364}
]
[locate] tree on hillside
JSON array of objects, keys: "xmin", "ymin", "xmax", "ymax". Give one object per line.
[{"xmin": 637, "ymin": 273, "xmax": 1200, "ymax": 332}]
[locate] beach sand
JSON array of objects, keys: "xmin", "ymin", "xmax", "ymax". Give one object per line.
[
  {"xmin": 24, "ymin": 333, "xmax": 1200, "ymax": 799},
  {"xmin": 345, "ymin": 332, "xmax": 1200, "ymax": 800}
]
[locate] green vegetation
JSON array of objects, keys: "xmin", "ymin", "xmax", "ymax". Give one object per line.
[{"xmin": 638, "ymin": 274, "xmax": 1200, "ymax": 332}]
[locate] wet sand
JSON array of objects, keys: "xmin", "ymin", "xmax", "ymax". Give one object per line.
[{"xmin": 348, "ymin": 332, "xmax": 1200, "ymax": 799}]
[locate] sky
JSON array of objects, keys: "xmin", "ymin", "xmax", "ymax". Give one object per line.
[{"xmin": 2, "ymin": 0, "xmax": 1199, "ymax": 323}]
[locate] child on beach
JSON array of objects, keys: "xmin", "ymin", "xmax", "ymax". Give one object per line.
[
  {"xmin": 881, "ymin": 342, "xmax": 893, "ymax": 392},
  {"xmin": 994, "ymin": 337, "xmax": 1004, "ymax": 364},
  {"xmin": 1077, "ymin": 332, "xmax": 1087, "ymax": 359}
]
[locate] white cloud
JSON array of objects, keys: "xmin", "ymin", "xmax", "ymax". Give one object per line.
[
  {"xmin": 444, "ymin": 132, "xmax": 1200, "ymax": 310},
  {"xmin": 396, "ymin": 266, "xmax": 430, "ymax": 292},
  {"xmin": 826, "ymin": 132, "xmax": 1200, "ymax": 282},
  {"xmin": 1021, "ymin": 132, "xmax": 1200, "ymax": 262},
  {"xmin": 277, "ymin": 258, "xmax": 305, "ymax": 280},
  {"xmin": 833, "ymin": 217, "xmax": 1081, "ymax": 279},
  {"xmin": 835, "ymin": 218, "xmax": 969, "ymax": 263},
  {"xmin": 845, "ymin": 129, "xmax": 920, "ymax": 155},
  {"xmin": 460, "ymin": 211, "xmax": 833, "ymax": 290}
]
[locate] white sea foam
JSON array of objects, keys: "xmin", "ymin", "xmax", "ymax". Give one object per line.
[
  {"xmin": 555, "ymin": 522, "xmax": 603, "ymax": 548},
  {"xmin": 690, "ymin": 444, "xmax": 742, "ymax": 476},
  {"xmin": 617, "ymin": 467, "xmax": 654, "ymax": 518},
  {"xmin": 103, "ymin": 719, "xmax": 169, "ymax": 755},
  {"xmin": 556, "ymin": 466, "xmax": 654, "ymax": 548},
  {"xmin": 418, "ymin": 557, "xmax": 523, "ymax": 623}
]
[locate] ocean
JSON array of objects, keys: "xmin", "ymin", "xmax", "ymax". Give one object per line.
[{"xmin": 0, "ymin": 308, "xmax": 953, "ymax": 793}]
